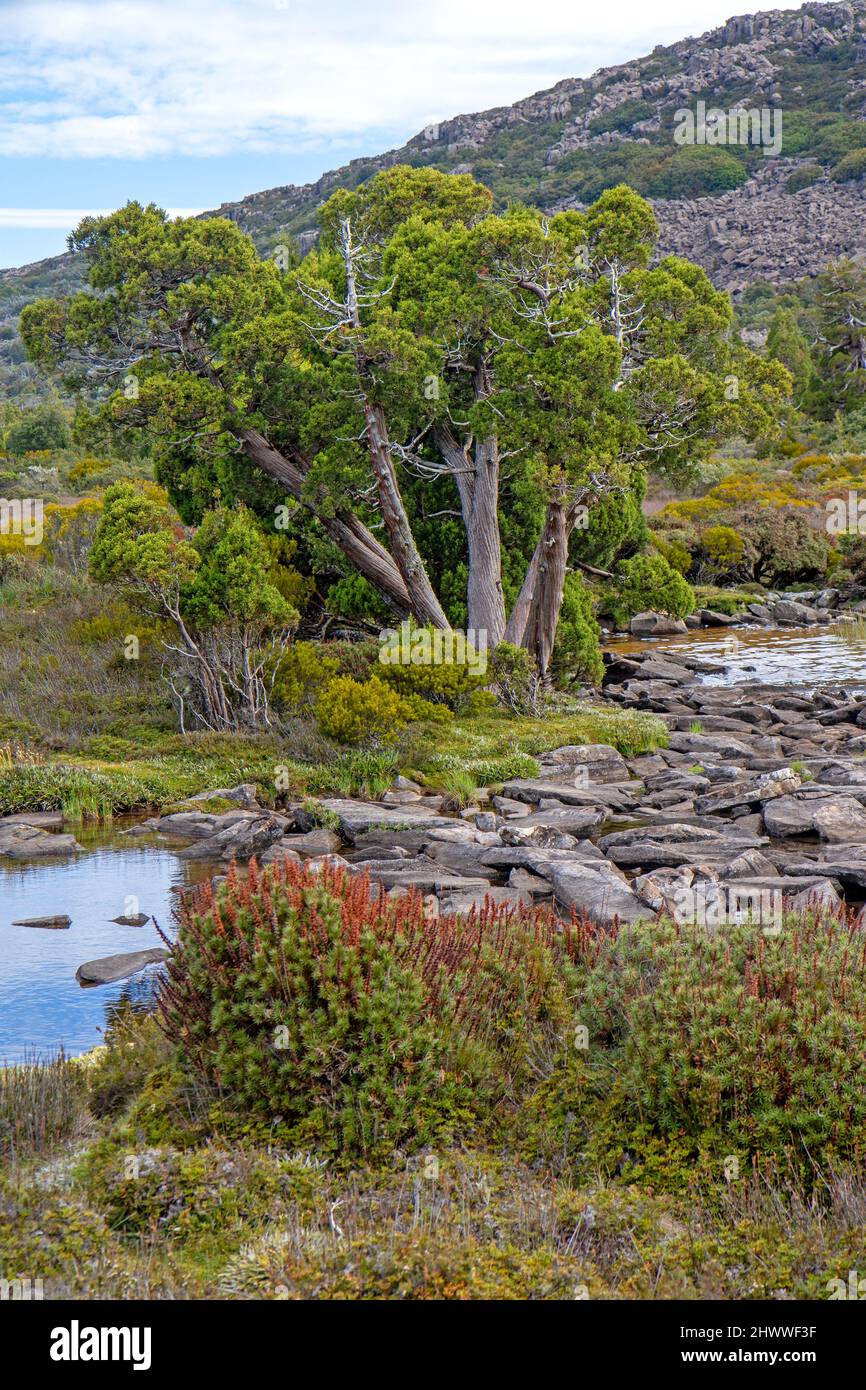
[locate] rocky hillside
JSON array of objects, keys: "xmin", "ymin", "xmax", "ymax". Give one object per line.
[{"xmin": 4, "ymin": 0, "xmax": 866, "ymax": 399}]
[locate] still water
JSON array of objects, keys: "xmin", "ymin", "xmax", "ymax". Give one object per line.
[
  {"xmin": 609, "ymin": 622, "xmax": 866, "ymax": 688},
  {"xmin": 0, "ymin": 826, "xmax": 209, "ymax": 1064}
]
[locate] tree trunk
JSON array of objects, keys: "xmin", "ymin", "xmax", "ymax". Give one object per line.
[
  {"xmin": 339, "ymin": 216, "xmax": 449, "ymax": 630},
  {"xmin": 363, "ymin": 402, "xmax": 450, "ymax": 629},
  {"xmin": 435, "ymin": 426, "xmax": 505, "ymax": 644},
  {"xmin": 507, "ymin": 494, "xmax": 585, "ymax": 674},
  {"xmin": 237, "ymin": 427, "xmax": 413, "ymax": 617}
]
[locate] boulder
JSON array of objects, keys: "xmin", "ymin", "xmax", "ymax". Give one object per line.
[
  {"xmin": 76, "ymin": 948, "xmax": 169, "ymax": 985},
  {"xmin": 178, "ymin": 814, "xmax": 287, "ymax": 862},
  {"xmin": 629, "ymin": 611, "xmax": 688, "ymax": 636},
  {"xmin": 313, "ymin": 799, "xmax": 456, "ymax": 837},
  {"xmin": 186, "ymin": 783, "xmax": 260, "ymax": 809},
  {"xmin": 546, "ymin": 863, "xmax": 649, "ymax": 926},
  {"xmin": 281, "ymin": 827, "xmax": 343, "ymax": 858},
  {"xmin": 0, "ymin": 824, "xmax": 83, "ymax": 859},
  {"xmin": 762, "ymin": 796, "xmax": 820, "ymax": 837},
  {"xmin": 699, "ymin": 608, "xmax": 739, "ymax": 626},
  {"xmin": 813, "ymin": 798, "xmax": 866, "ymax": 843}
]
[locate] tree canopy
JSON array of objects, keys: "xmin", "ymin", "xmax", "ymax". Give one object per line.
[{"xmin": 22, "ymin": 169, "xmax": 791, "ymax": 674}]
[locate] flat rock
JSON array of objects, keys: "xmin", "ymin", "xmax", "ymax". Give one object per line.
[
  {"xmin": 12, "ymin": 914, "xmax": 71, "ymax": 929},
  {"xmin": 0, "ymin": 824, "xmax": 83, "ymax": 859},
  {"xmin": 546, "ymin": 863, "xmax": 649, "ymax": 926},
  {"xmin": 314, "ymin": 799, "xmax": 457, "ymax": 837},
  {"xmin": 76, "ymin": 948, "xmax": 169, "ymax": 985}
]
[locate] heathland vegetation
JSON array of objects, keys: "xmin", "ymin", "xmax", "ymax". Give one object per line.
[{"xmin": 3, "ymin": 162, "xmax": 866, "ymax": 1300}]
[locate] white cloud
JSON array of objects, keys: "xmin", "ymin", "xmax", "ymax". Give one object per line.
[
  {"xmin": 0, "ymin": 0, "xmax": 741, "ymax": 160},
  {"xmin": 0, "ymin": 207, "xmax": 203, "ymax": 227}
]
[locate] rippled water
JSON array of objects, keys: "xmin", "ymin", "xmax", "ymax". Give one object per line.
[
  {"xmin": 0, "ymin": 826, "xmax": 209, "ymax": 1064},
  {"xmin": 609, "ymin": 623, "xmax": 866, "ymax": 689}
]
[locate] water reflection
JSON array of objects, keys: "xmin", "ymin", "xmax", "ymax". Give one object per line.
[{"xmin": 607, "ymin": 623, "xmax": 866, "ymax": 689}]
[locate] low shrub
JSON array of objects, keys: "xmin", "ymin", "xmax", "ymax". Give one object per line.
[
  {"xmin": 580, "ymin": 913, "xmax": 866, "ymax": 1168},
  {"xmin": 314, "ymin": 674, "xmax": 414, "ymax": 747},
  {"xmin": 157, "ymin": 861, "xmax": 591, "ymax": 1160},
  {"xmin": 606, "ymin": 553, "xmax": 695, "ymax": 627}
]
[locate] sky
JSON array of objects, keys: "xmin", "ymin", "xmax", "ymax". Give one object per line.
[{"xmin": 0, "ymin": 0, "xmax": 751, "ymax": 269}]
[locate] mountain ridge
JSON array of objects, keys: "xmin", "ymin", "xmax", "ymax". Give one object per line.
[{"xmin": 4, "ymin": 0, "xmax": 866, "ymax": 400}]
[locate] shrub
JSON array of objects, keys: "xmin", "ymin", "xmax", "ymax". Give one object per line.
[
  {"xmin": 489, "ymin": 642, "xmax": 542, "ymax": 715},
  {"xmin": 786, "ymin": 163, "xmax": 823, "ymax": 192},
  {"xmin": 270, "ymin": 641, "xmax": 340, "ymax": 715},
  {"xmin": 832, "ymin": 149, "xmax": 866, "ymax": 183},
  {"xmin": 698, "ymin": 524, "xmax": 746, "ymax": 579},
  {"xmin": 157, "ymin": 861, "xmax": 588, "ymax": 1160},
  {"xmin": 314, "ymin": 674, "xmax": 413, "ymax": 747},
  {"xmin": 607, "ymin": 553, "xmax": 695, "ymax": 627},
  {"xmin": 552, "ymin": 574, "xmax": 604, "ymax": 686},
  {"xmin": 580, "ymin": 913, "xmax": 866, "ymax": 1165},
  {"xmin": 378, "ymin": 626, "xmax": 487, "ymax": 709}
]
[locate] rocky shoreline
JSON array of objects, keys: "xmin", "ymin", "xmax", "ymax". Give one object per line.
[{"xmin": 4, "ymin": 611, "xmax": 866, "ymax": 939}]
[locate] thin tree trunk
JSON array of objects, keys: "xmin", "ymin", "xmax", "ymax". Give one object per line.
[
  {"xmin": 435, "ymin": 426, "xmax": 505, "ymax": 644},
  {"xmin": 507, "ymin": 494, "xmax": 585, "ymax": 673},
  {"xmin": 363, "ymin": 402, "xmax": 450, "ymax": 628},
  {"xmin": 340, "ymin": 216, "xmax": 449, "ymax": 630}
]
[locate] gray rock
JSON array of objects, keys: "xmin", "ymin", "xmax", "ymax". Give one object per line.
[
  {"xmin": 186, "ymin": 783, "xmax": 260, "ymax": 809},
  {"xmin": 546, "ymin": 863, "xmax": 649, "ymax": 926},
  {"xmin": 109, "ymin": 913, "xmax": 150, "ymax": 927},
  {"xmin": 0, "ymin": 824, "xmax": 83, "ymax": 859},
  {"xmin": 629, "ymin": 611, "xmax": 688, "ymax": 636},
  {"xmin": 12, "ymin": 914, "xmax": 71, "ymax": 929},
  {"xmin": 178, "ymin": 814, "xmax": 287, "ymax": 862},
  {"xmin": 281, "ymin": 827, "xmax": 343, "ymax": 857},
  {"xmin": 314, "ymin": 799, "xmax": 457, "ymax": 837},
  {"xmin": 76, "ymin": 948, "xmax": 169, "ymax": 985}
]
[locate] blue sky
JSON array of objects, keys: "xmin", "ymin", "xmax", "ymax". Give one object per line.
[{"xmin": 1, "ymin": 0, "xmax": 743, "ymax": 269}]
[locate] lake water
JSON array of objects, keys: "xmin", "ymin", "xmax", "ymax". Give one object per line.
[{"xmin": 0, "ymin": 825, "xmax": 210, "ymax": 1064}]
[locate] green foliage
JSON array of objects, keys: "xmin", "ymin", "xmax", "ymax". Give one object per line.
[
  {"xmin": 378, "ymin": 628, "xmax": 486, "ymax": 709},
  {"xmin": 833, "ymin": 148, "xmax": 866, "ymax": 182},
  {"xmin": 697, "ymin": 524, "xmax": 746, "ymax": 579},
  {"xmin": 607, "ymin": 552, "xmax": 695, "ymax": 627},
  {"xmin": 580, "ymin": 913, "xmax": 866, "ymax": 1165},
  {"xmin": 552, "ymin": 574, "xmax": 604, "ymax": 685},
  {"xmin": 785, "ymin": 163, "xmax": 823, "ymax": 192},
  {"xmin": 488, "ymin": 642, "xmax": 541, "ymax": 716},
  {"xmin": 158, "ymin": 861, "xmax": 582, "ymax": 1160},
  {"xmin": 5, "ymin": 404, "xmax": 70, "ymax": 456},
  {"xmin": 270, "ymin": 641, "xmax": 340, "ymax": 714},
  {"xmin": 646, "ymin": 147, "xmax": 747, "ymax": 199},
  {"xmin": 315, "ymin": 674, "xmax": 414, "ymax": 747}
]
